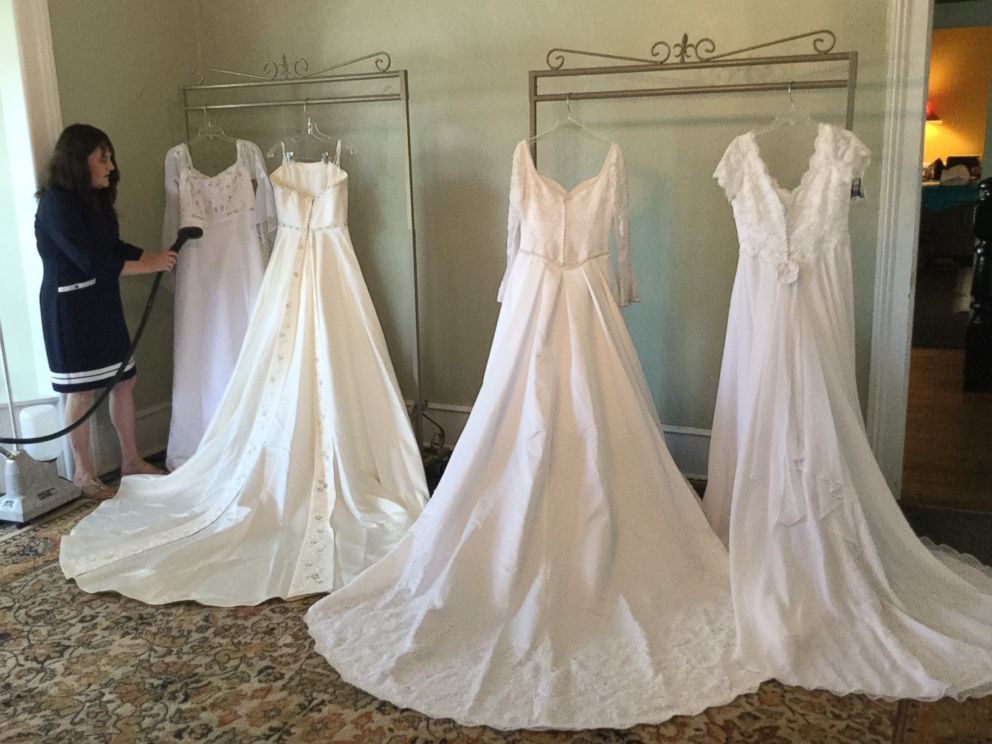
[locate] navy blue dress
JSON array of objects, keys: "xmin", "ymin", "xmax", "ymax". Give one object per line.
[{"xmin": 35, "ymin": 188, "xmax": 143, "ymax": 393}]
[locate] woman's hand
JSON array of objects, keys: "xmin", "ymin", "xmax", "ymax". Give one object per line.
[{"xmin": 122, "ymin": 250, "xmax": 178, "ymax": 275}]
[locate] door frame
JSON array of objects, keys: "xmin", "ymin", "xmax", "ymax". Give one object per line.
[{"xmin": 866, "ymin": 0, "xmax": 934, "ymax": 494}]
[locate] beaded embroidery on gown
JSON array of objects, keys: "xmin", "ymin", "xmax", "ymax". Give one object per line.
[
  {"xmin": 304, "ymin": 141, "xmax": 765, "ymax": 730},
  {"xmin": 60, "ymin": 149, "xmax": 428, "ymax": 606},
  {"xmin": 703, "ymin": 123, "xmax": 992, "ymax": 700},
  {"xmin": 162, "ymin": 140, "xmax": 275, "ymax": 470}
]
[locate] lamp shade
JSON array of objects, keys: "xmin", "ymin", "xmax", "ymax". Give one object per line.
[{"xmin": 926, "ymin": 100, "xmax": 942, "ymax": 123}]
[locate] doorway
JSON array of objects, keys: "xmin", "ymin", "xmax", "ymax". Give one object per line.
[{"xmin": 901, "ymin": 11, "xmax": 992, "ymax": 513}]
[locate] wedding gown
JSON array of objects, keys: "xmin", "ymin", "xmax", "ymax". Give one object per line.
[
  {"xmin": 60, "ymin": 150, "xmax": 428, "ymax": 606},
  {"xmin": 703, "ymin": 122, "xmax": 992, "ymax": 700},
  {"xmin": 162, "ymin": 140, "xmax": 275, "ymax": 470},
  {"xmin": 305, "ymin": 141, "xmax": 765, "ymax": 730}
]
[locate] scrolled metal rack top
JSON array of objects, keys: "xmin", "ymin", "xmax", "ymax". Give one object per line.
[{"xmin": 529, "ymin": 30, "xmax": 858, "ymax": 162}]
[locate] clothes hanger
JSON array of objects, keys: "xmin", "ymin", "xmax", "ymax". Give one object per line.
[
  {"xmin": 753, "ymin": 83, "xmax": 864, "ymax": 199},
  {"xmin": 754, "ymin": 82, "xmax": 815, "ymax": 136},
  {"xmin": 528, "ymin": 93, "xmax": 613, "ymax": 146},
  {"xmin": 266, "ymin": 100, "xmax": 353, "ymax": 161},
  {"xmin": 187, "ymin": 107, "xmax": 237, "ymax": 145}
]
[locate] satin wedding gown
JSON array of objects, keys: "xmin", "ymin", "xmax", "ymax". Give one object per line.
[
  {"xmin": 304, "ymin": 141, "xmax": 765, "ymax": 730},
  {"xmin": 703, "ymin": 122, "xmax": 992, "ymax": 700},
  {"xmin": 60, "ymin": 149, "xmax": 427, "ymax": 606}
]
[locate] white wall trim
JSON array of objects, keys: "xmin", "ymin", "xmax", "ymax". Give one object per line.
[
  {"xmin": 3, "ymin": 1, "xmax": 63, "ymax": 398},
  {"xmin": 865, "ymin": 0, "xmax": 933, "ymax": 496},
  {"xmin": 419, "ymin": 402, "xmax": 711, "ymax": 481},
  {"xmin": 11, "ymin": 0, "xmax": 62, "ymax": 180}
]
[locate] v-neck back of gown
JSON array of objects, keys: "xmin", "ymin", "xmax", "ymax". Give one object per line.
[{"xmin": 704, "ymin": 123, "xmax": 992, "ymax": 701}]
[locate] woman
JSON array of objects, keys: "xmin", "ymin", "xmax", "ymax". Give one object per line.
[{"xmin": 35, "ymin": 123, "xmax": 177, "ymax": 499}]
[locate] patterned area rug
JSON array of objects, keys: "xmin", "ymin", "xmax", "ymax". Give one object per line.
[
  {"xmin": 0, "ymin": 501, "xmax": 985, "ymax": 742},
  {"xmin": 893, "ymin": 697, "xmax": 992, "ymax": 743}
]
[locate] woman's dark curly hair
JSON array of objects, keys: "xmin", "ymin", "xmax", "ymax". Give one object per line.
[{"xmin": 37, "ymin": 123, "xmax": 119, "ymax": 207}]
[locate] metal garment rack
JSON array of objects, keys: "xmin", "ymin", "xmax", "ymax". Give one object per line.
[
  {"xmin": 529, "ymin": 30, "xmax": 858, "ymax": 163},
  {"xmin": 181, "ymin": 51, "xmax": 425, "ymax": 445}
]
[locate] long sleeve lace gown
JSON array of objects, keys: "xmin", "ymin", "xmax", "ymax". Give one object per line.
[
  {"xmin": 703, "ymin": 122, "xmax": 992, "ymax": 700},
  {"xmin": 59, "ymin": 151, "xmax": 428, "ymax": 606},
  {"xmin": 304, "ymin": 141, "xmax": 765, "ymax": 730}
]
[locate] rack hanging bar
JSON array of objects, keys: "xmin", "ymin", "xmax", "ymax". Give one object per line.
[
  {"xmin": 533, "ymin": 79, "xmax": 851, "ymax": 102},
  {"xmin": 531, "ymin": 79, "xmax": 854, "ymax": 137},
  {"xmin": 184, "ymin": 70, "xmax": 402, "ymax": 92},
  {"xmin": 184, "ymin": 94, "xmax": 402, "ymax": 112}
]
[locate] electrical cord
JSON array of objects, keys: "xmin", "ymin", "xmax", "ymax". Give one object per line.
[{"xmin": 0, "ymin": 227, "xmax": 202, "ymax": 449}]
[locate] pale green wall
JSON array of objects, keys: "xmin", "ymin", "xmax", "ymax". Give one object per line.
[
  {"xmin": 46, "ymin": 0, "xmax": 888, "ymax": 432},
  {"xmin": 47, "ymin": 0, "xmax": 199, "ymax": 410}
]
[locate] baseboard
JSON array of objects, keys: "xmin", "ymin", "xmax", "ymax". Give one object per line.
[
  {"xmin": 416, "ymin": 401, "xmax": 711, "ymax": 480},
  {"xmin": 660, "ymin": 424, "xmax": 711, "ymax": 481},
  {"xmin": 82, "ymin": 398, "xmax": 711, "ymax": 480}
]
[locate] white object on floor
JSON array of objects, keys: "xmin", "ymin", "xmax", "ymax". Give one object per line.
[
  {"xmin": 0, "ymin": 451, "xmax": 79, "ymax": 523},
  {"xmin": 704, "ymin": 122, "xmax": 992, "ymax": 700},
  {"xmin": 305, "ymin": 141, "xmax": 766, "ymax": 730},
  {"xmin": 18, "ymin": 403, "xmax": 61, "ymax": 461},
  {"xmin": 59, "ymin": 149, "xmax": 427, "ymax": 606}
]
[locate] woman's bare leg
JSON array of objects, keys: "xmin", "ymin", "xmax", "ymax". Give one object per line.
[
  {"xmin": 65, "ymin": 390, "xmax": 114, "ymax": 497},
  {"xmin": 109, "ymin": 375, "xmax": 165, "ymax": 475},
  {"xmin": 64, "ymin": 390, "xmax": 96, "ymax": 481}
]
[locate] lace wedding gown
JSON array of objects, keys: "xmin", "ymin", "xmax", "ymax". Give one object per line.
[
  {"xmin": 703, "ymin": 123, "xmax": 992, "ymax": 700},
  {"xmin": 304, "ymin": 141, "xmax": 765, "ymax": 730},
  {"xmin": 60, "ymin": 151, "xmax": 428, "ymax": 606},
  {"xmin": 162, "ymin": 140, "xmax": 275, "ymax": 469}
]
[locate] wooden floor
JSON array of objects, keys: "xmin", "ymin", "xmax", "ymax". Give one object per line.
[{"xmin": 901, "ymin": 347, "xmax": 992, "ymax": 511}]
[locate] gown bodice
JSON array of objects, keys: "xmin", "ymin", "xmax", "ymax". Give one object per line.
[
  {"xmin": 269, "ymin": 160, "xmax": 349, "ymax": 231},
  {"xmin": 167, "ymin": 140, "xmax": 270, "ymax": 230},
  {"xmin": 500, "ymin": 140, "xmax": 638, "ymax": 306},
  {"xmin": 714, "ymin": 122, "xmax": 870, "ymax": 285}
]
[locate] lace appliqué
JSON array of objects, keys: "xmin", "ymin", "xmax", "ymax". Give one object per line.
[
  {"xmin": 176, "ymin": 144, "xmax": 256, "ymax": 229},
  {"xmin": 715, "ymin": 125, "xmax": 871, "ymax": 285},
  {"xmin": 610, "ymin": 148, "xmax": 638, "ymax": 306},
  {"xmin": 498, "ymin": 144, "xmax": 526, "ymax": 303},
  {"xmin": 306, "ymin": 591, "xmax": 764, "ymax": 730}
]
